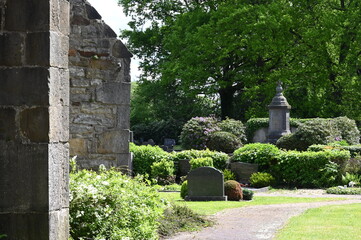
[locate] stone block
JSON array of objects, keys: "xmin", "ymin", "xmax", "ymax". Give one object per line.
[
  {"xmin": 89, "ymin": 59, "xmax": 117, "ymax": 70},
  {"xmin": 117, "ymin": 105, "xmax": 130, "ymax": 129},
  {"xmin": 50, "ymin": 0, "xmax": 70, "ymax": 35},
  {"xmin": 49, "ymin": 143, "xmax": 69, "ymax": 211},
  {"xmin": 117, "ymin": 153, "xmax": 133, "ymax": 172},
  {"xmin": 85, "ymin": 3, "xmax": 101, "ymax": 19},
  {"xmin": 72, "ymin": 114, "xmax": 114, "ymax": 127},
  {"xmin": 49, "ymin": 67, "xmax": 70, "ymax": 107},
  {"xmin": 97, "ymin": 130, "xmax": 130, "ymax": 154},
  {"xmin": 0, "ymin": 108, "xmax": 16, "ymax": 141},
  {"xmin": 50, "ymin": 32, "xmax": 69, "ymax": 68},
  {"xmin": 0, "ymin": 32, "xmax": 25, "ymax": 66},
  {"xmin": 5, "ymin": 0, "xmax": 50, "ymax": 32},
  {"xmin": 49, "ymin": 208, "xmax": 69, "ymax": 240},
  {"xmin": 186, "ymin": 167, "xmax": 227, "ymax": 201},
  {"xmin": 49, "ymin": 106, "xmax": 69, "ymax": 142},
  {"xmin": 178, "ymin": 159, "xmax": 191, "ymax": 177},
  {"xmin": 112, "ymin": 40, "xmax": 133, "ymax": 58},
  {"xmin": 20, "ymin": 107, "xmax": 49, "ymax": 143},
  {"xmin": 0, "ymin": 142, "xmax": 49, "ymax": 212},
  {"xmin": 69, "ymin": 138, "xmax": 87, "ymax": 156},
  {"xmin": 230, "ymin": 162, "xmax": 259, "ymax": 183},
  {"xmin": 96, "ymin": 82, "xmax": 131, "ymax": 105},
  {"xmin": 0, "ymin": 68, "xmax": 50, "ymax": 106}
]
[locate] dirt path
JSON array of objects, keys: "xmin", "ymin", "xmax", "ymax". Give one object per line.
[{"xmin": 166, "ymin": 192, "xmax": 361, "ymax": 240}]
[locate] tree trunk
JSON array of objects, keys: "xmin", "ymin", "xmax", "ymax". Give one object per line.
[{"xmin": 219, "ymin": 87, "xmax": 236, "ymax": 120}]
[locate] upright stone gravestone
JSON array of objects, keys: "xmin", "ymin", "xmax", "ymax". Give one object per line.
[
  {"xmin": 186, "ymin": 167, "xmax": 227, "ymax": 201},
  {"xmin": 0, "ymin": 0, "xmax": 70, "ymax": 239},
  {"xmin": 268, "ymin": 81, "xmax": 291, "ymax": 143}
]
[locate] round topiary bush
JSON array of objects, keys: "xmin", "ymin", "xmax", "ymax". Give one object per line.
[
  {"xmin": 180, "ymin": 116, "xmax": 220, "ymax": 150},
  {"xmin": 242, "ymin": 189, "xmax": 254, "ymax": 200},
  {"xmin": 207, "ymin": 131, "xmax": 242, "ymax": 153},
  {"xmin": 151, "ymin": 159, "xmax": 175, "ymax": 185},
  {"xmin": 224, "ymin": 180, "xmax": 243, "ymax": 201},
  {"xmin": 180, "ymin": 180, "xmax": 188, "ymax": 199},
  {"xmin": 232, "ymin": 143, "xmax": 280, "ymax": 170},
  {"xmin": 217, "ymin": 118, "xmax": 247, "ymax": 143},
  {"xmin": 250, "ymin": 172, "xmax": 275, "ymax": 188}
]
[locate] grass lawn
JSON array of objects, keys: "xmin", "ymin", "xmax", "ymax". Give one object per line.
[
  {"xmin": 275, "ymin": 204, "xmax": 361, "ymax": 240},
  {"xmin": 159, "ymin": 192, "xmax": 347, "ymax": 215}
]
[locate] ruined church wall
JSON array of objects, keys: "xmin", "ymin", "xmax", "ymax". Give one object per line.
[{"xmin": 69, "ymin": 0, "xmax": 132, "ymax": 170}]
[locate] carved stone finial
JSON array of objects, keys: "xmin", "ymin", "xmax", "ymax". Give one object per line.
[{"xmin": 276, "ymin": 81, "xmax": 283, "ymax": 95}]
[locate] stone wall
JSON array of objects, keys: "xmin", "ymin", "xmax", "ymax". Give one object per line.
[
  {"xmin": 69, "ymin": 0, "xmax": 132, "ymax": 170},
  {"xmin": 0, "ymin": 0, "xmax": 70, "ymax": 238}
]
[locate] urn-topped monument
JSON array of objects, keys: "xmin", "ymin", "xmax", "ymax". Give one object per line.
[{"xmin": 268, "ymin": 82, "xmax": 291, "ymax": 143}]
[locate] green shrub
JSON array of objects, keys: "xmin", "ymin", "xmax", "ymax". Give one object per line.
[
  {"xmin": 224, "ymin": 180, "xmax": 243, "ymax": 201},
  {"xmin": 130, "ymin": 143, "xmax": 170, "ymax": 175},
  {"xmin": 222, "ymin": 169, "xmax": 236, "ymax": 181},
  {"xmin": 180, "ymin": 180, "xmax": 188, "ymax": 199},
  {"xmin": 341, "ymin": 172, "xmax": 361, "ymax": 186},
  {"xmin": 70, "ymin": 169, "xmax": 165, "ymax": 239},
  {"xmin": 180, "ymin": 116, "xmax": 220, "ymax": 150},
  {"xmin": 242, "ymin": 189, "xmax": 254, "ymax": 200},
  {"xmin": 250, "ymin": 172, "xmax": 275, "ymax": 188},
  {"xmin": 172, "ymin": 149, "xmax": 229, "ymax": 170},
  {"xmin": 158, "ymin": 204, "xmax": 213, "ymax": 237},
  {"xmin": 151, "ymin": 159, "xmax": 175, "ymax": 185},
  {"xmin": 207, "ymin": 131, "xmax": 241, "ymax": 153},
  {"xmin": 308, "ymin": 144, "xmax": 361, "ymax": 158},
  {"xmin": 277, "ymin": 117, "xmax": 360, "ymax": 151},
  {"xmin": 189, "ymin": 157, "xmax": 214, "ymax": 169},
  {"xmin": 278, "ymin": 150, "xmax": 350, "ymax": 188},
  {"xmin": 326, "ymin": 187, "xmax": 361, "ymax": 195},
  {"xmin": 217, "ymin": 118, "xmax": 247, "ymax": 143},
  {"xmin": 232, "ymin": 143, "xmax": 280, "ymax": 170},
  {"xmin": 345, "ymin": 155, "xmax": 361, "ymax": 174}
]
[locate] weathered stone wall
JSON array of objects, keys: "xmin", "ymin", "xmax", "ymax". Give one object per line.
[
  {"xmin": 69, "ymin": 0, "xmax": 132, "ymax": 170},
  {"xmin": 0, "ymin": 0, "xmax": 70, "ymax": 238}
]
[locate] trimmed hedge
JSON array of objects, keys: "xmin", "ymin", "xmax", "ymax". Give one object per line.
[
  {"xmin": 130, "ymin": 143, "xmax": 170, "ymax": 176},
  {"xmin": 278, "ymin": 150, "xmax": 350, "ymax": 188},
  {"xmin": 232, "ymin": 143, "xmax": 280, "ymax": 170},
  {"xmin": 189, "ymin": 157, "xmax": 214, "ymax": 169},
  {"xmin": 172, "ymin": 149, "xmax": 229, "ymax": 171},
  {"xmin": 308, "ymin": 144, "xmax": 361, "ymax": 158},
  {"xmin": 326, "ymin": 187, "xmax": 361, "ymax": 195}
]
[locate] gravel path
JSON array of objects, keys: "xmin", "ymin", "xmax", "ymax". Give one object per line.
[{"xmin": 166, "ymin": 191, "xmax": 361, "ymax": 240}]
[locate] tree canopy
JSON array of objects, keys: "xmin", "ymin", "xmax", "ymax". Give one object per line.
[{"xmin": 119, "ymin": 0, "xmax": 361, "ymax": 122}]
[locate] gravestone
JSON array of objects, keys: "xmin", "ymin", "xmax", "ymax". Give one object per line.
[
  {"xmin": 0, "ymin": 0, "xmax": 70, "ymax": 238},
  {"xmin": 268, "ymin": 81, "xmax": 291, "ymax": 143},
  {"xmin": 230, "ymin": 162, "xmax": 259, "ymax": 183},
  {"xmin": 186, "ymin": 167, "xmax": 227, "ymax": 201}
]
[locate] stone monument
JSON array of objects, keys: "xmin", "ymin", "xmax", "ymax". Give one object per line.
[
  {"xmin": 268, "ymin": 81, "xmax": 291, "ymax": 143},
  {"xmin": 186, "ymin": 167, "xmax": 227, "ymax": 201}
]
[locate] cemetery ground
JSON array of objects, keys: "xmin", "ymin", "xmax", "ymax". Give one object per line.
[{"xmin": 160, "ymin": 189, "xmax": 361, "ymax": 240}]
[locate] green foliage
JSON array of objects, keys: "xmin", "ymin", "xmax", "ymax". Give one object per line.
[
  {"xmin": 130, "ymin": 143, "xmax": 170, "ymax": 175},
  {"xmin": 69, "ymin": 169, "xmax": 165, "ymax": 240},
  {"xmin": 224, "ymin": 180, "xmax": 243, "ymax": 201},
  {"xmin": 250, "ymin": 172, "xmax": 276, "ymax": 188},
  {"xmin": 326, "ymin": 187, "xmax": 361, "ymax": 195},
  {"xmin": 308, "ymin": 144, "xmax": 361, "ymax": 158},
  {"xmin": 131, "ymin": 118, "xmax": 183, "ymax": 145},
  {"xmin": 345, "ymin": 155, "xmax": 361, "ymax": 174},
  {"xmin": 222, "ymin": 169, "xmax": 236, "ymax": 182},
  {"xmin": 158, "ymin": 204, "xmax": 213, "ymax": 238},
  {"xmin": 180, "ymin": 180, "xmax": 188, "ymax": 199},
  {"xmin": 151, "ymin": 159, "xmax": 175, "ymax": 185},
  {"xmin": 172, "ymin": 149, "xmax": 229, "ymax": 171},
  {"xmin": 341, "ymin": 173, "xmax": 361, "ymax": 186},
  {"xmin": 189, "ymin": 157, "xmax": 214, "ymax": 170},
  {"xmin": 277, "ymin": 118, "xmax": 360, "ymax": 151},
  {"xmin": 232, "ymin": 143, "xmax": 280, "ymax": 170},
  {"xmin": 245, "ymin": 118, "xmax": 269, "ymax": 143},
  {"xmin": 180, "ymin": 116, "xmax": 220, "ymax": 150},
  {"xmin": 242, "ymin": 189, "xmax": 254, "ymax": 201},
  {"xmin": 278, "ymin": 150, "xmax": 350, "ymax": 188},
  {"xmin": 207, "ymin": 131, "xmax": 241, "ymax": 153},
  {"xmin": 218, "ymin": 118, "xmax": 247, "ymax": 143}
]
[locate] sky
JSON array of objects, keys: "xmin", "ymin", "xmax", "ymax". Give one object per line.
[{"xmin": 87, "ymin": 0, "xmax": 140, "ymax": 81}]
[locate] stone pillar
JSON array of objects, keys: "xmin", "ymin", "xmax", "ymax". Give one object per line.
[
  {"xmin": 0, "ymin": 0, "xmax": 70, "ymax": 239},
  {"xmin": 268, "ymin": 82, "xmax": 291, "ymax": 143}
]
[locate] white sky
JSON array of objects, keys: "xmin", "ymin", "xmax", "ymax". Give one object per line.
[{"xmin": 87, "ymin": 0, "xmax": 140, "ymax": 81}]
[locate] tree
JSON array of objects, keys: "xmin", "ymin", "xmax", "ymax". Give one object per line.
[{"xmin": 119, "ymin": 0, "xmax": 361, "ymax": 121}]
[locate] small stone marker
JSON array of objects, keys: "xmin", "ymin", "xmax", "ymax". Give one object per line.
[
  {"xmin": 230, "ymin": 162, "xmax": 259, "ymax": 183},
  {"xmin": 186, "ymin": 167, "xmax": 227, "ymax": 201}
]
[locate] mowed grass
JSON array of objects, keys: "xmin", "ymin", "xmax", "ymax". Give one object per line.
[
  {"xmin": 276, "ymin": 204, "xmax": 361, "ymax": 240},
  {"xmin": 159, "ymin": 192, "xmax": 347, "ymax": 215}
]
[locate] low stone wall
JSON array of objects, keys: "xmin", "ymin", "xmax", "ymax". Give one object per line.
[{"xmin": 68, "ymin": 0, "xmax": 132, "ymax": 170}]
